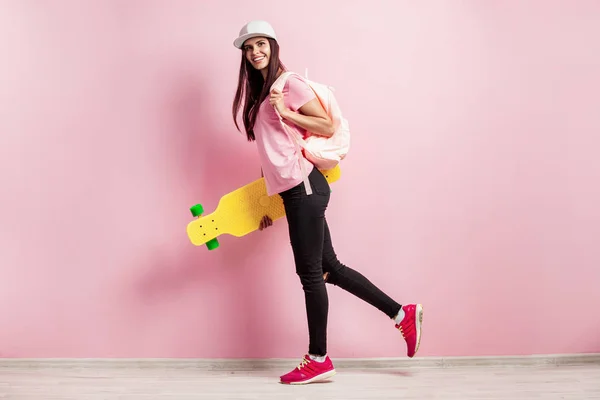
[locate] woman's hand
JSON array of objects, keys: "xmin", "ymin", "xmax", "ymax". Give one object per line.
[
  {"xmin": 259, "ymin": 215, "xmax": 273, "ymax": 231},
  {"xmin": 269, "ymin": 89, "xmax": 288, "ymax": 117}
]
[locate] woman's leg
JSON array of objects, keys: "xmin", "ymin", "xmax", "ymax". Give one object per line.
[
  {"xmin": 280, "ymin": 168, "xmax": 331, "ymax": 357},
  {"xmin": 321, "ymin": 217, "xmax": 424, "ymax": 358},
  {"xmin": 321, "ymin": 219, "xmax": 402, "ymax": 319}
]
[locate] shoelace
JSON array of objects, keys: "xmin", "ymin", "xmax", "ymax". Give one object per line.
[
  {"xmin": 296, "ymin": 356, "xmax": 310, "ymax": 370},
  {"xmin": 397, "ymin": 324, "xmax": 406, "ymax": 338}
]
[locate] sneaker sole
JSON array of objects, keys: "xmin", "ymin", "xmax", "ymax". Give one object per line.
[
  {"xmin": 283, "ymin": 369, "xmax": 336, "ymax": 385},
  {"xmin": 414, "ymin": 304, "xmax": 423, "ymax": 355}
]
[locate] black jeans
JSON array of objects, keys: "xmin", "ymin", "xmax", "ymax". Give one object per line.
[{"xmin": 279, "ymin": 166, "xmax": 402, "ymax": 356}]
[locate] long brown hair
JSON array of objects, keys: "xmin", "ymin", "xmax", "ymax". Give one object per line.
[{"xmin": 232, "ymin": 38, "xmax": 286, "ymax": 141}]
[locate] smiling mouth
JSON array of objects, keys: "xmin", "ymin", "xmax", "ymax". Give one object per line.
[{"xmin": 252, "ymin": 56, "xmax": 265, "ymax": 63}]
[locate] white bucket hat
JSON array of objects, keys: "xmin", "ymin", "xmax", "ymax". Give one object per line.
[{"xmin": 233, "ymin": 20, "xmax": 277, "ymax": 49}]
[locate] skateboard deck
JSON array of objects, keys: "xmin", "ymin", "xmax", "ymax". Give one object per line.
[{"xmin": 187, "ymin": 165, "xmax": 342, "ymax": 250}]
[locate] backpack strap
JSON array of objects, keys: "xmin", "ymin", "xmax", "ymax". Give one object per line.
[
  {"xmin": 269, "ymin": 71, "xmax": 313, "ymax": 195},
  {"xmin": 270, "ymin": 71, "xmax": 298, "ymax": 92}
]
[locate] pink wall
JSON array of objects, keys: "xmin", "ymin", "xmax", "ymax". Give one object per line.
[{"xmin": 1, "ymin": 1, "xmax": 599, "ymax": 358}]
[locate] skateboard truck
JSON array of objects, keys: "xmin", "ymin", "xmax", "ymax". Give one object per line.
[{"xmin": 189, "ymin": 204, "xmax": 220, "ymax": 250}]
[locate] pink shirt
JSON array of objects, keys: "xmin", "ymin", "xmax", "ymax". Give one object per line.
[{"xmin": 254, "ymin": 73, "xmax": 316, "ymax": 196}]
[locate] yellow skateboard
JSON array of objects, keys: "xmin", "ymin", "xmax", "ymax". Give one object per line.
[{"xmin": 187, "ymin": 165, "xmax": 342, "ymax": 250}]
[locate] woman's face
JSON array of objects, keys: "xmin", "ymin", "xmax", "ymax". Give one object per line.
[{"xmin": 243, "ymin": 37, "xmax": 271, "ymax": 71}]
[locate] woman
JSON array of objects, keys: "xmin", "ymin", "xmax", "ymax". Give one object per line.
[{"xmin": 232, "ymin": 20, "xmax": 423, "ymax": 385}]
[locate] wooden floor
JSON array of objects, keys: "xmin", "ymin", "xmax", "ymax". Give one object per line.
[{"xmin": 1, "ymin": 362, "xmax": 599, "ymax": 399}]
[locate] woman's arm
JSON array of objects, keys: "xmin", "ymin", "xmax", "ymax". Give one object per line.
[{"xmin": 270, "ymin": 90, "xmax": 335, "ymax": 137}]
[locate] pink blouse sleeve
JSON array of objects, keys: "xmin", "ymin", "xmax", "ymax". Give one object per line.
[{"xmin": 285, "ymin": 75, "xmax": 316, "ymax": 112}]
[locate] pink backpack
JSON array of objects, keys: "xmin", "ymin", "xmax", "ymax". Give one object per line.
[{"xmin": 271, "ymin": 70, "xmax": 350, "ymax": 195}]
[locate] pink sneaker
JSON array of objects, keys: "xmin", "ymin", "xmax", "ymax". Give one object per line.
[
  {"xmin": 279, "ymin": 354, "xmax": 336, "ymax": 385},
  {"xmin": 395, "ymin": 304, "xmax": 423, "ymax": 358}
]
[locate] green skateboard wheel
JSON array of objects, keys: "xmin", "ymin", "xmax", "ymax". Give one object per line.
[
  {"xmin": 206, "ymin": 238, "xmax": 220, "ymax": 250},
  {"xmin": 190, "ymin": 204, "xmax": 204, "ymax": 217}
]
